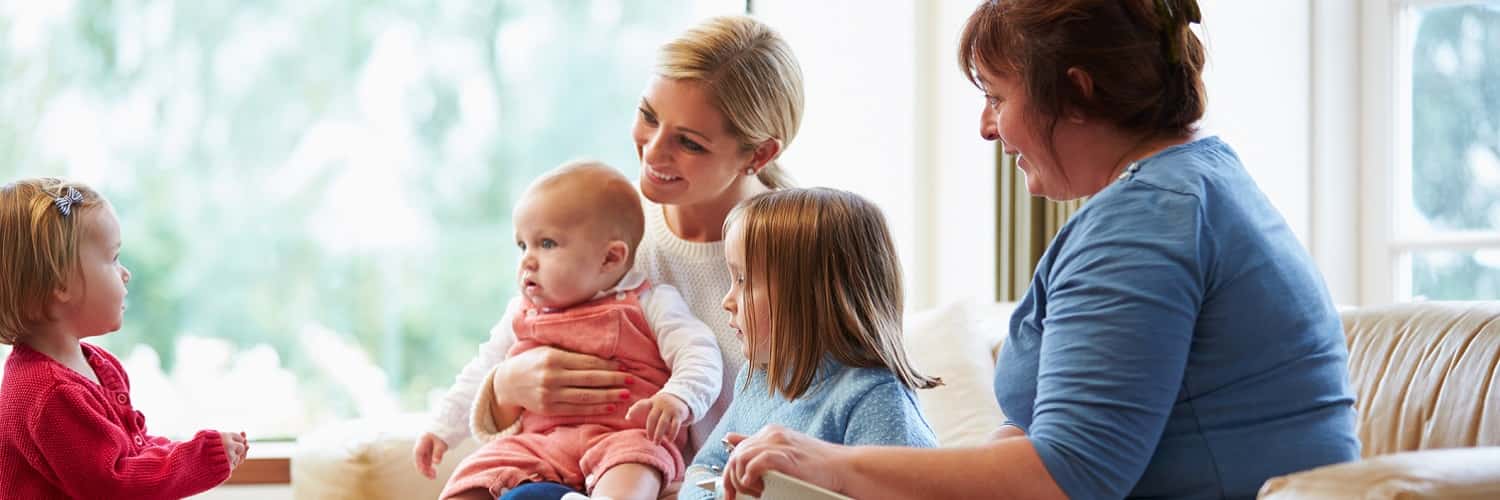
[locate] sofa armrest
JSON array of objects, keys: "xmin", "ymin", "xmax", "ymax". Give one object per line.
[{"xmin": 1257, "ymin": 447, "xmax": 1500, "ymax": 499}]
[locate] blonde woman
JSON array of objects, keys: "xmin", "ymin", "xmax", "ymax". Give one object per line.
[{"xmin": 416, "ymin": 15, "xmax": 806, "ymax": 500}]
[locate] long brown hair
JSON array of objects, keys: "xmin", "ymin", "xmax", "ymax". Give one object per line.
[
  {"xmin": 959, "ymin": 0, "xmax": 1206, "ymax": 148},
  {"xmin": 725, "ymin": 188, "xmax": 939, "ymax": 399},
  {"xmin": 0, "ymin": 178, "xmax": 105, "ymax": 344}
]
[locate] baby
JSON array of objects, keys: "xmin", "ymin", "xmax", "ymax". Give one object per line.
[{"xmin": 418, "ymin": 161, "xmax": 723, "ymax": 500}]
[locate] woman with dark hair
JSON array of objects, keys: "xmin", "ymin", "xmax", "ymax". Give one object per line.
[{"xmin": 716, "ymin": 1, "xmax": 1359, "ymax": 499}]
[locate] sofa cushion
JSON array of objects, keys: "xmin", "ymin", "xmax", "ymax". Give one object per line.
[
  {"xmin": 292, "ymin": 413, "xmax": 478, "ymax": 500},
  {"xmin": 1343, "ymin": 302, "xmax": 1500, "ymax": 457},
  {"xmin": 903, "ymin": 299, "xmax": 1012, "ymax": 447},
  {"xmin": 1258, "ymin": 447, "xmax": 1500, "ymax": 499}
]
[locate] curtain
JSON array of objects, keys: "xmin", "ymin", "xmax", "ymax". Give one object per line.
[{"xmin": 995, "ymin": 148, "xmax": 1085, "ymax": 302}]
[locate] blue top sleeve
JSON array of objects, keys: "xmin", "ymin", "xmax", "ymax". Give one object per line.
[{"xmin": 1026, "ymin": 186, "xmax": 1206, "ymax": 499}]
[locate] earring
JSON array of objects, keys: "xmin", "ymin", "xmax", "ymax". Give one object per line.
[{"xmin": 745, "ymin": 168, "xmax": 756, "ymax": 176}]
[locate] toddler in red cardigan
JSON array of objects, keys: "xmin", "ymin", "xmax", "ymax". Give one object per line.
[{"xmin": 0, "ymin": 178, "xmax": 249, "ymax": 499}]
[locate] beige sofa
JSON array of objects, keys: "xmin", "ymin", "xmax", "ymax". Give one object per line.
[
  {"xmin": 1257, "ymin": 301, "xmax": 1500, "ymax": 499},
  {"xmin": 292, "ymin": 301, "xmax": 1500, "ymax": 499}
]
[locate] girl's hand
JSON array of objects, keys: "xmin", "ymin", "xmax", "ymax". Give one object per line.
[
  {"xmin": 722, "ymin": 426, "xmax": 848, "ymax": 500},
  {"xmin": 626, "ymin": 392, "xmax": 690, "ymax": 444},
  {"xmin": 411, "ymin": 432, "xmax": 448, "ymax": 479},
  {"xmin": 219, "ymin": 431, "xmax": 248, "ymax": 470},
  {"xmin": 493, "ymin": 346, "xmax": 633, "ymax": 417}
]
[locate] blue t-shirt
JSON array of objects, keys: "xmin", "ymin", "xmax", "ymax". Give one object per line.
[
  {"xmin": 994, "ymin": 136, "xmax": 1360, "ymax": 499},
  {"xmin": 683, "ymin": 359, "xmax": 937, "ymax": 500}
]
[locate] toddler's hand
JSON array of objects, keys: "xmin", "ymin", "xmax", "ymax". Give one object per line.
[
  {"xmin": 626, "ymin": 393, "xmax": 690, "ymax": 444},
  {"xmin": 219, "ymin": 431, "xmax": 248, "ymax": 470},
  {"xmin": 411, "ymin": 432, "xmax": 449, "ymax": 479}
]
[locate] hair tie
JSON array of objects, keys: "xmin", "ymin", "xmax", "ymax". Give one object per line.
[
  {"xmin": 1155, "ymin": 0, "xmax": 1202, "ymax": 64},
  {"xmin": 1155, "ymin": 0, "xmax": 1202, "ymax": 25},
  {"xmin": 53, "ymin": 187, "xmax": 84, "ymax": 217}
]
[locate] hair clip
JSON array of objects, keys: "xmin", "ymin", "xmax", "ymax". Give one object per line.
[{"xmin": 53, "ymin": 187, "xmax": 83, "ymax": 217}]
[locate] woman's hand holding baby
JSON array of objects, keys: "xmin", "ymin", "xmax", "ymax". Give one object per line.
[
  {"xmin": 496, "ymin": 346, "xmax": 633, "ymax": 417},
  {"xmin": 626, "ymin": 392, "xmax": 690, "ymax": 444}
]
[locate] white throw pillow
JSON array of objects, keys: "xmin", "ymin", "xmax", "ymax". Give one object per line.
[{"xmin": 903, "ymin": 299, "xmax": 1014, "ymax": 448}]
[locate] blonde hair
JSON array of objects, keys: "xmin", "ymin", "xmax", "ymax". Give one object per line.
[
  {"xmin": 656, "ymin": 15, "xmax": 803, "ymax": 189},
  {"xmin": 525, "ymin": 160, "xmax": 645, "ymax": 266},
  {"xmin": 0, "ymin": 178, "xmax": 105, "ymax": 345},
  {"xmin": 726, "ymin": 188, "xmax": 940, "ymax": 399}
]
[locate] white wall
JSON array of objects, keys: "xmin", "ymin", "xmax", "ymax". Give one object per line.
[
  {"xmin": 758, "ymin": 0, "xmax": 1346, "ymax": 308},
  {"xmin": 1197, "ymin": 1, "xmax": 1313, "ymax": 246},
  {"xmin": 754, "ymin": 0, "xmax": 928, "ymax": 307},
  {"xmin": 1314, "ymin": 0, "xmax": 1361, "ymax": 305},
  {"xmin": 921, "ymin": 1, "xmax": 1004, "ymax": 309},
  {"xmin": 756, "ymin": 0, "xmax": 998, "ymax": 310},
  {"xmin": 1196, "ymin": 0, "xmax": 1313, "ymax": 242},
  {"xmin": 1196, "ymin": 1, "xmax": 1362, "ymax": 303}
]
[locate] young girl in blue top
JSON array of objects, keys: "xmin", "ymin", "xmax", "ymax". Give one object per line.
[{"xmin": 680, "ymin": 188, "xmax": 939, "ymax": 500}]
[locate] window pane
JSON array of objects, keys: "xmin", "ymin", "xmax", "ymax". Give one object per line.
[
  {"xmin": 1404, "ymin": 3, "xmax": 1500, "ymax": 234},
  {"xmin": 0, "ymin": 0, "xmax": 740, "ymax": 439},
  {"xmin": 1407, "ymin": 250, "xmax": 1500, "ymax": 300}
]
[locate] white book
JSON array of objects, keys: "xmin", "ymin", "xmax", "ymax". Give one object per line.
[{"xmin": 696, "ymin": 470, "xmax": 852, "ymax": 500}]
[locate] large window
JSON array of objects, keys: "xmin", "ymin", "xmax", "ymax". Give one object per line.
[
  {"xmin": 1395, "ymin": 2, "xmax": 1500, "ymax": 300},
  {"xmin": 0, "ymin": 0, "xmax": 741, "ymax": 439}
]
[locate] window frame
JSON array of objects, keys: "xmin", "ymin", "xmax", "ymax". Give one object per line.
[
  {"xmin": 1359, "ymin": 0, "xmax": 1500, "ymax": 303},
  {"xmin": 2, "ymin": 2, "xmax": 756, "ymax": 490}
]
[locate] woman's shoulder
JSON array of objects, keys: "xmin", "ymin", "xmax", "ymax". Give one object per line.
[
  {"xmin": 1060, "ymin": 137, "xmax": 1242, "ymax": 241},
  {"xmin": 1103, "ymin": 135, "xmax": 1244, "ymax": 203}
]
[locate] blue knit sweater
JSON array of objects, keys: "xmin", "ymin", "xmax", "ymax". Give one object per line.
[{"xmin": 681, "ymin": 359, "xmax": 937, "ymax": 500}]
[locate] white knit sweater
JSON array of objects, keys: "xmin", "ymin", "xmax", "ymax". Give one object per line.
[{"xmin": 632, "ymin": 201, "xmax": 743, "ymax": 458}]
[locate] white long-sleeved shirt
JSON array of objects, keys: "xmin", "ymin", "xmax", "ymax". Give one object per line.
[
  {"xmin": 426, "ymin": 268, "xmax": 722, "ymax": 446},
  {"xmin": 630, "ymin": 201, "xmax": 743, "ymax": 458}
]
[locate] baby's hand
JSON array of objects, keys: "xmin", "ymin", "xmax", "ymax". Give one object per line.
[
  {"xmin": 411, "ymin": 432, "xmax": 449, "ymax": 479},
  {"xmin": 219, "ymin": 431, "xmax": 248, "ymax": 470},
  {"xmin": 626, "ymin": 392, "xmax": 690, "ymax": 444}
]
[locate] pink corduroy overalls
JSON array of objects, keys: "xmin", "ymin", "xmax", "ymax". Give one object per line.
[{"xmin": 441, "ymin": 281, "xmax": 685, "ymax": 498}]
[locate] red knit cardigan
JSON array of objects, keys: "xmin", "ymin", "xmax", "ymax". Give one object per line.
[{"xmin": 0, "ymin": 342, "xmax": 231, "ymax": 499}]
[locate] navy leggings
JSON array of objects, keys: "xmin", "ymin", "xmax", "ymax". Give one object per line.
[{"xmin": 497, "ymin": 481, "xmax": 579, "ymax": 500}]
